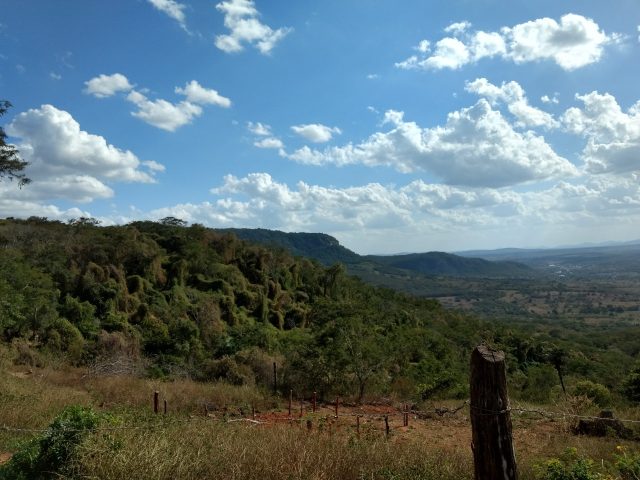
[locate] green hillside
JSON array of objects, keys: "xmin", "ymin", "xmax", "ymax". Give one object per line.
[
  {"xmin": 221, "ymin": 228, "xmax": 533, "ymax": 278},
  {"xmin": 1, "ymin": 217, "xmax": 639, "ymax": 406},
  {"xmin": 367, "ymin": 251, "xmax": 533, "ymax": 277}
]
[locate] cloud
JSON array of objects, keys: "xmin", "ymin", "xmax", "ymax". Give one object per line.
[
  {"xmin": 541, "ymin": 94, "xmax": 560, "ymax": 105},
  {"xmin": 254, "ymin": 137, "xmax": 283, "ymax": 149},
  {"xmin": 175, "ymin": 80, "xmax": 231, "ymax": 108},
  {"xmin": 143, "ymin": 160, "xmax": 166, "ymax": 172},
  {"xmin": 291, "ymin": 123, "xmax": 342, "ymax": 143},
  {"xmin": 562, "ymin": 91, "xmax": 640, "ymax": 175},
  {"xmin": 134, "ymin": 171, "xmax": 640, "ymax": 253},
  {"xmin": 214, "ymin": 0, "xmax": 292, "ymax": 54},
  {"xmin": 49, "ymin": 72, "xmax": 62, "ymax": 81},
  {"xmin": 126, "ymin": 91, "xmax": 202, "ymax": 132},
  {"xmin": 444, "ymin": 21, "xmax": 472, "ymax": 35},
  {"xmin": 85, "ymin": 74, "xmax": 231, "ymax": 131},
  {"xmin": 397, "ymin": 14, "xmax": 616, "ymax": 71},
  {"xmin": 147, "ymin": 0, "xmax": 188, "ymax": 30},
  {"xmin": 0, "ymin": 196, "xmax": 89, "ymax": 222},
  {"xmin": 5, "ymin": 104, "xmax": 160, "ymax": 204},
  {"xmin": 287, "ymin": 101, "xmax": 577, "ymax": 188},
  {"xmin": 465, "ymin": 78, "xmax": 559, "ymax": 129},
  {"xmin": 247, "ymin": 121, "xmax": 272, "ymax": 136},
  {"xmin": 84, "ymin": 73, "xmax": 133, "ymax": 98}
]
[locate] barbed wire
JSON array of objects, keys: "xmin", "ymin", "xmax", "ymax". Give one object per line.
[{"xmin": 2, "ymin": 400, "xmax": 640, "ymax": 434}]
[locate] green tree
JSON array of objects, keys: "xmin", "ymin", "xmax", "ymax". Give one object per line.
[
  {"xmin": 623, "ymin": 361, "xmax": 640, "ymax": 403},
  {"xmin": 0, "ymin": 100, "xmax": 30, "ymax": 186}
]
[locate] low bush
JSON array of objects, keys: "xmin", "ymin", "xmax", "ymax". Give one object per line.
[{"xmin": 0, "ymin": 405, "xmax": 101, "ymax": 479}]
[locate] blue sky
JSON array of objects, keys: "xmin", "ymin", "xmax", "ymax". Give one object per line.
[{"xmin": 1, "ymin": 0, "xmax": 639, "ymax": 253}]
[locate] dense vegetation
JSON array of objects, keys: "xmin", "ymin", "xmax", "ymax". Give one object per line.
[
  {"xmin": 3, "ymin": 217, "xmax": 640, "ymax": 479},
  {"xmin": 1, "ymin": 217, "xmax": 640, "ymax": 406}
]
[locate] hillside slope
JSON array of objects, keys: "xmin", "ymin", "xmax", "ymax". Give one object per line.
[{"xmin": 222, "ymin": 228, "xmax": 533, "ymax": 278}]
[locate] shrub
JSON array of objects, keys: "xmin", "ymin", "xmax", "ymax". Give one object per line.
[
  {"xmin": 623, "ymin": 362, "xmax": 640, "ymax": 403},
  {"xmin": 572, "ymin": 381, "xmax": 611, "ymax": 408},
  {"xmin": 615, "ymin": 446, "xmax": 640, "ymax": 480},
  {"xmin": 44, "ymin": 318, "xmax": 85, "ymax": 363},
  {"xmin": 0, "ymin": 405, "xmax": 101, "ymax": 480},
  {"xmin": 534, "ymin": 448, "xmax": 601, "ymax": 480}
]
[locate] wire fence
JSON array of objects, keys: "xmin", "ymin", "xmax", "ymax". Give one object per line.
[{"xmin": 3, "ymin": 397, "xmax": 640, "ymax": 435}]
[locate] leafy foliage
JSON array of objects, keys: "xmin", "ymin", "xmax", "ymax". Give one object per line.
[
  {"xmin": 1, "ymin": 217, "xmax": 639, "ymax": 403},
  {"xmin": 0, "ymin": 100, "xmax": 30, "ymax": 187},
  {"xmin": 0, "ymin": 406, "xmax": 101, "ymax": 479},
  {"xmin": 535, "ymin": 448, "xmax": 602, "ymax": 480}
]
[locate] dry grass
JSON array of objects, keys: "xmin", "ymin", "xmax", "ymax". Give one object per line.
[
  {"xmin": 77, "ymin": 420, "xmax": 473, "ymax": 480},
  {"xmin": 3, "ymin": 344, "xmax": 640, "ymax": 479},
  {"xmin": 84, "ymin": 376, "xmax": 273, "ymax": 414}
]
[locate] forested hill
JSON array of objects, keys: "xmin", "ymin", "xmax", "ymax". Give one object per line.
[
  {"xmin": 0, "ymin": 217, "xmax": 479, "ymax": 400},
  {"xmin": 368, "ymin": 252, "xmax": 532, "ymax": 277},
  {"xmin": 1, "ymin": 217, "xmax": 638, "ymax": 404},
  {"xmin": 217, "ymin": 228, "xmax": 361, "ymax": 265},
  {"xmin": 221, "ymin": 228, "xmax": 533, "ymax": 278}
]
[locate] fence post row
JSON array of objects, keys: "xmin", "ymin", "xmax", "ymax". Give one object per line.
[
  {"xmin": 147, "ymin": 344, "xmax": 518, "ymax": 480},
  {"xmin": 470, "ymin": 345, "xmax": 518, "ymax": 480}
]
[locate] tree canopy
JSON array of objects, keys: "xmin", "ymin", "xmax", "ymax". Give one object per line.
[{"xmin": 0, "ymin": 100, "xmax": 30, "ymax": 186}]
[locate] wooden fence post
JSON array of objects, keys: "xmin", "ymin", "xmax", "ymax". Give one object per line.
[
  {"xmin": 470, "ymin": 345, "xmax": 518, "ymax": 480},
  {"xmin": 273, "ymin": 362, "xmax": 277, "ymax": 395},
  {"xmin": 153, "ymin": 391, "xmax": 159, "ymax": 414},
  {"xmin": 313, "ymin": 391, "xmax": 317, "ymax": 413},
  {"xmin": 356, "ymin": 415, "xmax": 360, "ymax": 437},
  {"xmin": 252, "ymin": 405, "xmax": 256, "ymax": 420},
  {"xmin": 289, "ymin": 390, "xmax": 293, "ymax": 417},
  {"xmin": 164, "ymin": 399, "xmax": 167, "ymax": 415},
  {"xmin": 384, "ymin": 415, "xmax": 389, "ymax": 438},
  {"xmin": 335, "ymin": 396, "xmax": 339, "ymax": 418}
]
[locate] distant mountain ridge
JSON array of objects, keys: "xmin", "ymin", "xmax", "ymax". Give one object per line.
[{"xmin": 218, "ymin": 228, "xmax": 533, "ymax": 278}]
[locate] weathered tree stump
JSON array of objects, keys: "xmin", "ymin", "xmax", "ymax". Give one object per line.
[
  {"xmin": 470, "ymin": 345, "xmax": 518, "ymax": 480},
  {"xmin": 574, "ymin": 410, "xmax": 633, "ymax": 439}
]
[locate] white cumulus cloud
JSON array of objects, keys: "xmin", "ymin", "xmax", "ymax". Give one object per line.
[
  {"xmin": 466, "ymin": 78, "xmax": 559, "ymax": 129},
  {"xmin": 5, "ymin": 105, "xmax": 161, "ymax": 204},
  {"xmin": 84, "ymin": 74, "xmax": 231, "ymax": 131},
  {"xmin": 286, "ymin": 101, "xmax": 577, "ymax": 188},
  {"xmin": 562, "ymin": 91, "xmax": 640, "ymax": 175},
  {"xmin": 397, "ymin": 14, "xmax": 616, "ymax": 71},
  {"xmin": 175, "ymin": 80, "xmax": 231, "ymax": 108},
  {"xmin": 247, "ymin": 121, "xmax": 272, "ymax": 136},
  {"xmin": 84, "ymin": 73, "xmax": 133, "ymax": 98},
  {"xmin": 215, "ymin": 0, "xmax": 292, "ymax": 54},
  {"xmin": 291, "ymin": 123, "xmax": 342, "ymax": 143},
  {"xmin": 444, "ymin": 21, "xmax": 472, "ymax": 35},
  {"xmin": 133, "ymin": 171, "xmax": 640, "ymax": 253},
  {"xmin": 254, "ymin": 137, "xmax": 283, "ymax": 149},
  {"xmin": 126, "ymin": 91, "xmax": 203, "ymax": 132}
]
